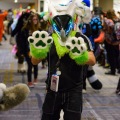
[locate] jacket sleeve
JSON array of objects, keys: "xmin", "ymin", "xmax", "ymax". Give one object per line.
[
  {"xmin": 16, "ymin": 29, "xmax": 30, "ymax": 55},
  {"xmin": 84, "ymin": 24, "xmax": 92, "ymax": 37},
  {"xmin": 0, "ymin": 11, "xmax": 8, "ymax": 18}
]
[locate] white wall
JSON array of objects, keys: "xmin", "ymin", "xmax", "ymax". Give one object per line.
[
  {"xmin": 114, "ymin": 0, "xmax": 120, "ymax": 11},
  {"xmin": 0, "ymin": 1, "xmax": 29, "ymax": 10}
]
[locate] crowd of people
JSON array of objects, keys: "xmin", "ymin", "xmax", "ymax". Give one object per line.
[
  {"xmin": 0, "ymin": 1, "xmax": 120, "ymax": 119},
  {"xmin": 92, "ymin": 10, "xmax": 120, "ymax": 94},
  {"xmin": 0, "ymin": 8, "xmax": 48, "ymax": 88}
]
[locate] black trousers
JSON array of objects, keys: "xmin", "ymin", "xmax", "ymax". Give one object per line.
[
  {"xmin": 24, "ymin": 54, "xmax": 38, "ymax": 82},
  {"xmin": 41, "ymin": 86, "xmax": 83, "ymax": 120},
  {"xmin": 3, "ymin": 34, "xmax": 7, "ymax": 41},
  {"xmin": 42, "ymin": 59, "xmax": 46, "ymax": 66},
  {"xmin": 17, "ymin": 50, "xmax": 24, "ymax": 64},
  {"xmin": 105, "ymin": 42, "xmax": 119, "ymax": 74},
  {"xmin": 82, "ymin": 65, "xmax": 88, "ymax": 90},
  {"xmin": 116, "ymin": 78, "xmax": 120, "ymax": 90}
]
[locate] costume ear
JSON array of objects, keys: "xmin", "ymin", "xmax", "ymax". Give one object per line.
[
  {"xmin": 66, "ymin": 0, "xmax": 76, "ymax": 17},
  {"xmin": 46, "ymin": 0, "xmax": 57, "ymax": 18},
  {"xmin": 82, "ymin": 0, "xmax": 90, "ymax": 7}
]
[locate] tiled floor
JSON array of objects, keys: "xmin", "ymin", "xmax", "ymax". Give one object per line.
[{"xmin": 0, "ymin": 38, "xmax": 120, "ymax": 120}]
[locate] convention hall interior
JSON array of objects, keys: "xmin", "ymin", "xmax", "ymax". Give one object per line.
[{"xmin": 0, "ymin": 0, "xmax": 120, "ymax": 120}]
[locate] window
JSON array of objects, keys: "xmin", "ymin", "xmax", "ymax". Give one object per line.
[
  {"xmin": 40, "ymin": 0, "xmax": 44, "ymax": 12},
  {"xmin": 38, "ymin": 0, "xmax": 44, "ymax": 12}
]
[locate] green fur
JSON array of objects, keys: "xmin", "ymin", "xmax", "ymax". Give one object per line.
[
  {"xmin": 69, "ymin": 51, "xmax": 89, "ymax": 65},
  {"xmin": 69, "ymin": 30, "xmax": 89, "ymax": 65},
  {"xmin": 52, "ymin": 33, "xmax": 69, "ymax": 58},
  {"xmin": 69, "ymin": 30, "xmax": 77, "ymax": 37},
  {"xmin": 52, "ymin": 30, "xmax": 89, "ymax": 65},
  {"xmin": 30, "ymin": 44, "xmax": 50, "ymax": 59}
]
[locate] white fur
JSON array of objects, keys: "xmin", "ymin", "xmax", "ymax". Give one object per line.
[
  {"xmin": 0, "ymin": 83, "xmax": 6, "ymax": 91},
  {"xmin": 54, "ymin": 5, "xmax": 68, "ymax": 12},
  {"xmin": 18, "ymin": 63, "xmax": 26, "ymax": 72},
  {"xmin": 43, "ymin": 13, "xmax": 50, "ymax": 21},
  {"xmin": 0, "ymin": 83, "xmax": 6, "ymax": 100},
  {"xmin": 75, "ymin": 9, "xmax": 83, "ymax": 17},
  {"xmin": 28, "ymin": 31, "xmax": 53, "ymax": 49},
  {"xmin": 65, "ymin": 36, "xmax": 87, "ymax": 56},
  {"xmin": 0, "ymin": 90, "xmax": 4, "ymax": 100},
  {"xmin": 82, "ymin": 6, "xmax": 91, "ymax": 23},
  {"xmin": 47, "ymin": 2, "xmax": 58, "ymax": 18},
  {"xmin": 66, "ymin": 2, "xmax": 76, "ymax": 17}
]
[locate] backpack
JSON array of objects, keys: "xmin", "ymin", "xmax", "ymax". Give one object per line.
[{"xmin": 114, "ymin": 21, "xmax": 120, "ymax": 41}]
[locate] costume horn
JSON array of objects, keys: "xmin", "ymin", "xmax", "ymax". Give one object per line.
[
  {"xmin": 66, "ymin": 0, "xmax": 76, "ymax": 17},
  {"xmin": 46, "ymin": 0, "xmax": 58, "ymax": 19}
]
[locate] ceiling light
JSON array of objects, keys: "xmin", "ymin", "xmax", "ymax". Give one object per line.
[{"xmin": 14, "ymin": 0, "xmax": 18, "ymax": 3}]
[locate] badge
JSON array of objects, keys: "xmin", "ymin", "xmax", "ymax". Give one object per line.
[{"xmin": 50, "ymin": 74, "xmax": 59, "ymax": 92}]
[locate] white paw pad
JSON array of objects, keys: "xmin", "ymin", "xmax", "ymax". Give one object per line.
[
  {"xmin": 65, "ymin": 37, "xmax": 87, "ymax": 55},
  {"xmin": 28, "ymin": 31, "xmax": 53, "ymax": 49}
]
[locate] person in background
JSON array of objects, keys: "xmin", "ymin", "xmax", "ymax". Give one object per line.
[
  {"xmin": 7, "ymin": 9, "xmax": 13, "ymax": 35},
  {"xmin": 104, "ymin": 10, "xmax": 119, "ymax": 75},
  {"xmin": 19, "ymin": 13, "xmax": 41, "ymax": 87},
  {"xmin": 0, "ymin": 9, "xmax": 8, "ymax": 45},
  {"xmin": 11, "ymin": 11, "xmax": 32, "ymax": 73},
  {"xmin": 116, "ymin": 77, "xmax": 120, "ymax": 95},
  {"xmin": 2, "ymin": 17, "xmax": 8, "ymax": 41}
]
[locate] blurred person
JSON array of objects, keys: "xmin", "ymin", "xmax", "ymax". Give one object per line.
[
  {"xmin": 81, "ymin": 19, "xmax": 103, "ymax": 93},
  {"xmin": 0, "ymin": 9, "xmax": 8, "ymax": 45},
  {"xmin": 2, "ymin": 17, "xmax": 8, "ymax": 41},
  {"xmin": 116, "ymin": 78, "xmax": 120, "ymax": 95},
  {"xmin": 104, "ymin": 10, "xmax": 120, "ymax": 75},
  {"xmin": 7, "ymin": 9, "xmax": 14, "ymax": 34},
  {"xmin": 11, "ymin": 11, "xmax": 32, "ymax": 73},
  {"xmin": 20, "ymin": 13, "xmax": 41, "ymax": 87}
]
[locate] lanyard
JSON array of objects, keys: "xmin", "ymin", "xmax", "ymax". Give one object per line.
[{"xmin": 55, "ymin": 60, "xmax": 61, "ymax": 76}]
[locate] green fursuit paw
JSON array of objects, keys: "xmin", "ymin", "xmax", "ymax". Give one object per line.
[
  {"xmin": 28, "ymin": 31, "xmax": 53, "ymax": 59},
  {"xmin": 65, "ymin": 36, "xmax": 89, "ymax": 64}
]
